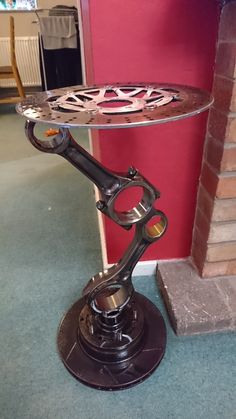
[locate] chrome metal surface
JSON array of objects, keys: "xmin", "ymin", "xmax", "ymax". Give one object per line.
[{"xmin": 17, "ymin": 83, "xmax": 213, "ymax": 129}]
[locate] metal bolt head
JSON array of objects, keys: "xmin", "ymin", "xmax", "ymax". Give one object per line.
[
  {"xmin": 89, "ymin": 323, "xmax": 94, "ymax": 335},
  {"xmin": 128, "ymin": 166, "xmax": 137, "ymax": 177},
  {"xmin": 96, "ymin": 200, "xmax": 105, "ymax": 210}
]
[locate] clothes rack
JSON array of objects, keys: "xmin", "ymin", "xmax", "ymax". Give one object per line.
[{"xmin": 34, "ymin": 6, "xmax": 82, "ymax": 91}]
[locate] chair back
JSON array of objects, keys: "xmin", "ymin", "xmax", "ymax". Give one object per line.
[{"xmin": 9, "ymin": 16, "xmax": 16, "ymax": 69}]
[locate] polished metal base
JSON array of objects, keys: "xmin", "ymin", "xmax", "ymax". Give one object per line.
[{"xmin": 57, "ymin": 292, "xmax": 166, "ymax": 390}]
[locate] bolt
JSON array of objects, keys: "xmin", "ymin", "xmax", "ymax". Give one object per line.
[
  {"xmin": 173, "ymin": 94, "xmax": 182, "ymax": 101},
  {"xmin": 128, "ymin": 166, "xmax": 137, "ymax": 177},
  {"xmin": 133, "ymin": 310, "xmax": 138, "ymax": 320},
  {"xmin": 96, "ymin": 200, "xmax": 106, "ymax": 211},
  {"xmin": 89, "ymin": 323, "xmax": 94, "ymax": 335}
]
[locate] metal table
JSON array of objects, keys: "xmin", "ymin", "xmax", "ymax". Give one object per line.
[{"xmin": 17, "ymin": 83, "xmax": 213, "ymax": 390}]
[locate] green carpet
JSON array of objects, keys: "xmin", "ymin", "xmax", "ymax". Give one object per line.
[{"xmin": 0, "ymin": 105, "xmax": 236, "ymax": 419}]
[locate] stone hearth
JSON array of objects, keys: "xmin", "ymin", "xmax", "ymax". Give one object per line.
[{"xmin": 157, "ymin": 260, "xmax": 236, "ymax": 335}]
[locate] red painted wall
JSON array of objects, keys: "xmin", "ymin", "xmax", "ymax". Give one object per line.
[{"xmin": 81, "ymin": 0, "xmax": 219, "ymax": 264}]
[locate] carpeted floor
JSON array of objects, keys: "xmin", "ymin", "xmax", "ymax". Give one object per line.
[{"xmin": 0, "ymin": 105, "xmax": 236, "ymax": 419}]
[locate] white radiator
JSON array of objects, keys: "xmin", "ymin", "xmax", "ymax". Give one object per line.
[{"xmin": 0, "ymin": 36, "xmax": 41, "ymax": 87}]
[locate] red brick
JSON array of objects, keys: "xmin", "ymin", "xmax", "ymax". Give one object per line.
[
  {"xmin": 200, "ymin": 163, "xmax": 236, "ymax": 200},
  {"xmin": 219, "ymin": 1, "xmax": 236, "ymax": 41},
  {"xmin": 191, "ymin": 248, "xmax": 204, "ymax": 275},
  {"xmin": 201, "ymin": 162, "xmax": 219, "ymax": 198},
  {"xmin": 204, "ymin": 135, "xmax": 223, "ymax": 171},
  {"xmin": 226, "ymin": 117, "xmax": 236, "ymax": 142},
  {"xmin": 221, "ymin": 145, "xmax": 236, "ymax": 171},
  {"xmin": 192, "ymin": 226, "xmax": 207, "ymax": 254},
  {"xmin": 208, "ymin": 108, "xmax": 227, "ymax": 141},
  {"xmin": 196, "ymin": 184, "xmax": 214, "ymax": 221},
  {"xmin": 212, "ymin": 198, "xmax": 236, "ymax": 221},
  {"xmin": 191, "ymin": 230, "xmax": 207, "ymax": 274},
  {"xmin": 192, "ymin": 229, "xmax": 236, "ymax": 276},
  {"xmin": 216, "ymin": 173, "xmax": 236, "ymax": 198},
  {"xmin": 212, "ymin": 75, "xmax": 236, "ymax": 112},
  {"xmin": 206, "ymin": 242, "xmax": 236, "ymax": 262},
  {"xmin": 202, "ymin": 259, "xmax": 236, "ymax": 277},
  {"xmin": 208, "ymin": 107, "xmax": 236, "ymax": 143},
  {"xmin": 208, "ymin": 221, "xmax": 236, "ymax": 243},
  {"xmin": 193, "ymin": 208, "xmax": 211, "ymax": 243},
  {"xmin": 204, "ymin": 136, "xmax": 236, "ymax": 172},
  {"xmin": 215, "ymin": 42, "xmax": 236, "ymax": 79}
]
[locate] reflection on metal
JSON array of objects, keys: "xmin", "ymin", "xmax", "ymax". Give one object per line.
[
  {"xmin": 20, "ymin": 83, "xmax": 213, "ymax": 390},
  {"xmin": 17, "ymin": 82, "xmax": 213, "ymax": 128},
  {"xmin": 47, "ymin": 85, "xmax": 175, "ymax": 114}
]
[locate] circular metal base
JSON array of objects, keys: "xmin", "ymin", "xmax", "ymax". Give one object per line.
[{"xmin": 57, "ymin": 292, "xmax": 166, "ymax": 390}]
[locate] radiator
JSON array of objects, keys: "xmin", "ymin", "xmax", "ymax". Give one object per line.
[{"xmin": 0, "ymin": 36, "xmax": 41, "ymax": 87}]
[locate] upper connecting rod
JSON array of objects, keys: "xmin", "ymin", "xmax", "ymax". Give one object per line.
[{"xmin": 25, "ymin": 121, "xmax": 159, "ymax": 228}]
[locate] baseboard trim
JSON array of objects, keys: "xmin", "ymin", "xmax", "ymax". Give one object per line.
[
  {"xmin": 103, "ymin": 258, "xmax": 188, "ymax": 277},
  {"xmin": 93, "ymin": 183, "xmax": 109, "ymax": 269},
  {"xmin": 103, "ymin": 259, "xmax": 158, "ymax": 276}
]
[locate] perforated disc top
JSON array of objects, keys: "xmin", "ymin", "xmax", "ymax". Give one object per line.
[{"xmin": 17, "ymin": 83, "xmax": 213, "ymax": 129}]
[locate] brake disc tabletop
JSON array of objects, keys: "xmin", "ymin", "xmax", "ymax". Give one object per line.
[{"xmin": 17, "ymin": 83, "xmax": 213, "ymax": 128}]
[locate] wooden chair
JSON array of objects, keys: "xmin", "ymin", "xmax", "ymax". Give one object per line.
[{"xmin": 0, "ymin": 16, "xmax": 25, "ymax": 104}]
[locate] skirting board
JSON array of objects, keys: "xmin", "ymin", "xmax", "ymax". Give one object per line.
[
  {"xmin": 104, "ymin": 259, "xmax": 158, "ymax": 277},
  {"xmin": 104, "ymin": 259, "xmax": 188, "ymax": 277}
]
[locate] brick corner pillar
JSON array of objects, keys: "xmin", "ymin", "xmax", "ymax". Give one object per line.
[{"xmin": 191, "ymin": 1, "xmax": 236, "ymax": 278}]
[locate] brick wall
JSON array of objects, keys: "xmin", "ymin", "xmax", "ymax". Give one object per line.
[{"xmin": 192, "ymin": 1, "xmax": 236, "ymax": 277}]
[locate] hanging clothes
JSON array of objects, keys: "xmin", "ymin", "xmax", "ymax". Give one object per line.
[
  {"xmin": 39, "ymin": 16, "xmax": 77, "ymax": 50},
  {"xmin": 38, "ymin": 6, "xmax": 82, "ymax": 90}
]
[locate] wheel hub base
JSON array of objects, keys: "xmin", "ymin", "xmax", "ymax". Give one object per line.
[{"xmin": 57, "ymin": 292, "xmax": 166, "ymax": 390}]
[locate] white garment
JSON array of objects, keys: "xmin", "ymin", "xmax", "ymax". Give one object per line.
[{"xmin": 39, "ymin": 16, "xmax": 77, "ymax": 50}]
